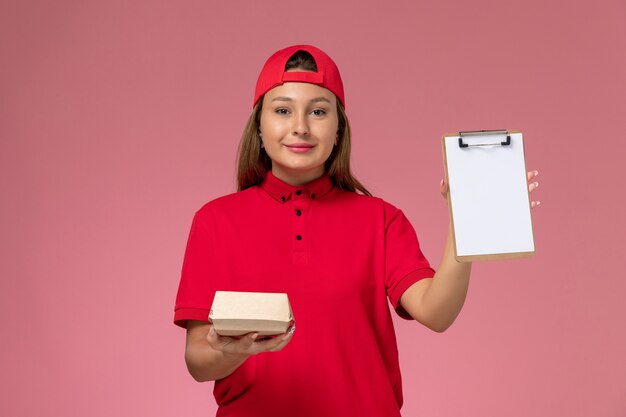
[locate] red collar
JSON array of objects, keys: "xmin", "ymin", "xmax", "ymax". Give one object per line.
[{"xmin": 261, "ymin": 171, "xmax": 334, "ymax": 203}]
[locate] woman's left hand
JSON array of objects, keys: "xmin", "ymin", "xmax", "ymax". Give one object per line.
[
  {"xmin": 525, "ymin": 170, "xmax": 541, "ymax": 208},
  {"xmin": 440, "ymin": 170, "xmax": 541, "ymax": 209}
]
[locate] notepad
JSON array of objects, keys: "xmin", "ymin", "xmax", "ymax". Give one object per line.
[{"xmin": 442, "ymin": 130, "xmax": 535, "ymax": 261}]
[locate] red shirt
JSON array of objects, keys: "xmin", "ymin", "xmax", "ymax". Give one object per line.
[{"xmin": 174, "ymin": 172, "xmax": 435, "ymax": 417}]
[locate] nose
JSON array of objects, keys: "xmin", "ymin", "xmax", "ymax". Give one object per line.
[{"xmin": 291, "ymin": 112, "xmax": 309, "ymax": 136}]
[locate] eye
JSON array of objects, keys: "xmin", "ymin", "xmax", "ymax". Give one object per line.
[
  {"xmin": 275, "ymin": 108, "xmax": 289, "ymax": 115},
  {"xmin": 311, "ymin": 109, "xmax": 326, "ymax": 116}
]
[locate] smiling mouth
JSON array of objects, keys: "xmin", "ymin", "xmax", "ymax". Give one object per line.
[
  {"xmin": 286, "ymin": 144, "xmax": 314, "ymax": 148},
  {"xmin": 285, "ymin": 144, "xmax": 314, "ymax": 153}
]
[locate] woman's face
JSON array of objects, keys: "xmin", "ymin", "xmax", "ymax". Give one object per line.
[{"xmin": 259, "ymin": 81, "xmax": 338, "ymax": 186}]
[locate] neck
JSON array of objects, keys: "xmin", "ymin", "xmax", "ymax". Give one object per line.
[{"xmin": 271, "ymin": 165, "xmax": 325, "ymax": 186}]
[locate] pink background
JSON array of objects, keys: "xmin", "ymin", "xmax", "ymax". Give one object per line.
[{"xmin": 1, "ymin": 1, "xmax": 625, "ymax": 416}]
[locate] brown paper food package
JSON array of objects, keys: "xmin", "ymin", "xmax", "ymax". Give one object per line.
[{"xmin": 208, "ymin": 291, "xmax": 295, "ymax": 337}]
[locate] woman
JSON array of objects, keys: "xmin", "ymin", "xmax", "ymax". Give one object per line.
[{"xmin": 174, "ymin": 44, "xmax": 540, "ymax": 416}]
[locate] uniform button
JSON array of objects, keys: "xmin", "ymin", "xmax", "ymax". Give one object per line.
[
  {"xmin": 295, "ymin": 190, "xmax": 302, "ymax": 196},
  {"xmin": 296, "ymin": 235, "xmax": 302, "ymax": 241},
  {"xmin": 311, "ymin": 193, "xmax": 316, "ymax": 199},
  {"xmin": 295, "ymin": 209, "xmax": 302, "ymax": 216},
  {"xmin": 280, "ymin": 196, "xmax": 286, "ymax": 202}
]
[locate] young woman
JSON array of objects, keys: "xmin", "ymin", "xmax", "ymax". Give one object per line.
[{"xmin": 174, "ymin": 44, "xmax": 540, "ymax": 416}]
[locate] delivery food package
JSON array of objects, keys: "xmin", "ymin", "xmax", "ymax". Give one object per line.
[{"xmin": 209, "ymin": 291, "xmax": 295, "ymax": 337}]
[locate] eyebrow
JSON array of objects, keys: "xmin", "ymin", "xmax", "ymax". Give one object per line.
[{"xmin": 271, "ymin": 96, "xmax": 333, "ymax": 104}]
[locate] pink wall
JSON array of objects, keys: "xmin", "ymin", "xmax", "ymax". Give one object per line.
[{"xmin": 1, "ymin": 1, "xmax": 624, "ymax": 416}]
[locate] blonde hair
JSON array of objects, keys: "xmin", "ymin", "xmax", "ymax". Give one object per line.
[{"xmin": 235, "ymin": 98, "xmax": 371, "ymax": 196}]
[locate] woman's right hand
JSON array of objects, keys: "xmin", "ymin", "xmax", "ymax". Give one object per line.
[
  {"xmin": 185, "ymin": 321, "xmax": 295, "ymax": 381},
  {"xmin": 206, "ymin": 324, "xmax": 295, "ymax": 358}
]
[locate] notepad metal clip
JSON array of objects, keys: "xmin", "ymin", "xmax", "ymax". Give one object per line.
[{"xmin": 458, "ymin": 129, "xmax": 511, "ymax": 148}]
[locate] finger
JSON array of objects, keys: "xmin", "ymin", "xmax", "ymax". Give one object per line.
[
  {"xmin": 439, "ymin": 179, "xmax": 449, "ymax": 198},
  {"xmin": 253, "ymin": 334, "xmax": 287, "ymax": 351},
  {"xmin": 266, "ymin": 332, "xmax": 294, "ymax": 352},
  {"xmin": 236, "ymin": 332, "xmax": 259, "ymax": 352},
  {"xmin": 207, "ymin": 326, "xmax": 251, "ymax": 353},
  {"xmin": 207, "ymin": 329, "xmax": 235, "ymax": 350},
  {"xmin": 530, "ymin": 200, "xmax": 541, "ymax": 209},
  {"xmin": 528, "ymin": 181, "xmax": 539, "ymax": 193},
  {"xmin": 253, "ymin": 330, "xmax": 294, "ymax": 353},
  {"xmin": 206, "ymin": 325, "xmax": 219, "ymax": 343},
  {"xmin": 527, "ymin": 170, "xmax": 539, "ymax": 181},
  {"xmin": 207, "ymin": 325, "xmax": 230, "ymax": 343}
]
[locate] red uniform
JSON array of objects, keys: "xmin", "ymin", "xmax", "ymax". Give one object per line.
[{"xmin": 174, "ymin": 171, "xmax": 435, "ymax": 417}]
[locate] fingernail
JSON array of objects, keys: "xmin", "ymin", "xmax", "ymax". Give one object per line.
[
  {"xmin": 536, "ymin": 201, "xmax": 541, "ymax": 206},
  {"xmin": 534, "ymin": 182, "xmax": 539, "ymax": 188},
  {"xmin": 440, "ymin": 179, "xmax": 444, "ymax": 186},
  {"xmin": 250, "ymin": 333, "xmax": 258, "ymax": 340}
]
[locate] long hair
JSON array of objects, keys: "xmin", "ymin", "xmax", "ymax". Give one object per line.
[{"xmin": 236, "ymin": 51, "xmax": 371, "ymax": 196}]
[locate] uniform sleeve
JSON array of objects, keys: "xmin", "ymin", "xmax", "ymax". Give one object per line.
[
  {"xmin": 173, "ymin": 209, "xmax": 217, "ymax": 328},
  {"xmin": 384, "ymin": 202, "xmax": 436, "ymax": 320}
]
